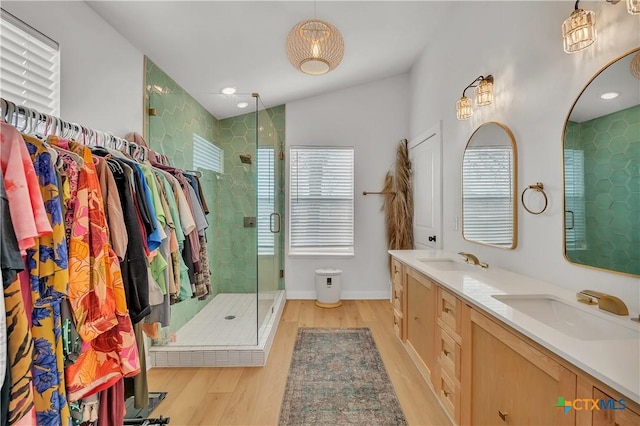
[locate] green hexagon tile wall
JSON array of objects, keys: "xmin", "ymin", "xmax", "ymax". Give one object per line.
[
  {"xmin": 565, "ymin": 104, "xmax": 640, "ymax": 275},
  {"xmin": 145, "ymin": 57, "xmax": 285, "ymax": 334}
]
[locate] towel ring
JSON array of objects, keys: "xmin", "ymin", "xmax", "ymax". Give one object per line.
[{"xmin": 521, "ymin": 182, "xmax": 548, "ymax": 215}]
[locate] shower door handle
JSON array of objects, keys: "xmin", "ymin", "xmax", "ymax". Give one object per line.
[
  {"xmin": 566, "ymin": 210, "xmax": 575, "ymax": 230},
  {"xmin": 270, "ymin": 212, "xmax": 281, "ymax": 233}
]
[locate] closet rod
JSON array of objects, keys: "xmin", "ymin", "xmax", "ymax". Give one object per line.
[{"xmin": 0, "ymin": 97, "xmax": 148, "ymax": 161}]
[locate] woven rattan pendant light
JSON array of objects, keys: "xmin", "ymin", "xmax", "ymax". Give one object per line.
[{"xmin": 286, "ymin": 18, "xmax": 344, "ymax": 75}]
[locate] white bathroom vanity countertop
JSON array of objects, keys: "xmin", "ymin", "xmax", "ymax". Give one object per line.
[{"xmin": 388, "ymin": 249, "xmax": 640, "ymax": 404}]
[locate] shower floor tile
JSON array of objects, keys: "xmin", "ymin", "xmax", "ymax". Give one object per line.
[
  {"xmin": 172, "ymin": 293, "xmax": 274, "ymax": 346},
  {"xmin": 148, "ymin": 291, "xmax": 285, "ymax": 367}
]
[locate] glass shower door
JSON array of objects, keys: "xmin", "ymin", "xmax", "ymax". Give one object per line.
[{"xmin": 257, "ymin": 102, "xmax": 284, "ymax": 342}]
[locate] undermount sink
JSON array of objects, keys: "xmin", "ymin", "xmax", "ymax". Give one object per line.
[
  {"xmin": 492, "ymin": 294, "xmax": 640, "ymax": 341},
  {"xmin": 417, "ymin": 258, "xmax": 476, "ymax": 271}
]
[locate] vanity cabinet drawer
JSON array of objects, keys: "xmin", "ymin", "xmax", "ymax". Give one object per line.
[
  {"xmin": 438, "ymin": 367, "xmax": 461, "ymax": 424},
  {"xmin": 437, "ymin": 326, "xmax": 461, "ymax": 384},
  {"xmin": 393, "ymin": 308, "xmax": 403, "ymax": 339},
  {"xmin": 392, "ymin": 282, "xmax": 403, "ymax": 312},
  {"xmin": 391, "ymin": 258, "xmax": 403, "ymax": 289},
  {"xmin": 438, "ymin": 287, "xmax": 462, "ymax": 339},
  {"xmin": 590, "ymin": 387, "xmax": 640, "ymax": 426}
]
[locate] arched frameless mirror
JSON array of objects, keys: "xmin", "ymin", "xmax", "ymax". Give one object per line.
[
  {"xmin": 563, "ymin": 48, "xmax": 640, "ymax": 277},
  {"xmin": 462, "ymin": 122, "xmax": 518, "ymax": 249}
]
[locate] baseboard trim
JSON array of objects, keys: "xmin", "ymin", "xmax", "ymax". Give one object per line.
[{"xmin": 286, "ymin": 290, "xmax": 391, "ymax": 300}]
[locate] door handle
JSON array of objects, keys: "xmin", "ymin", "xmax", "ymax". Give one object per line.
[
  {"xmin": 270, "ymin": 212, "xmax": 281, "ymax": 233},
  {"xmin": 428, "ymin": 235, "xmax": 436, "ymax": 242},
  {"xmin": 566, "ymin": 210, "xmax": 575, "ymax": 230}
]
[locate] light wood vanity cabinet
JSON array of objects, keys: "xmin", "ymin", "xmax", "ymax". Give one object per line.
[
  {"xmin": 576, "ymin": 378, "xmax": 640, "ymax": 426},
  {"xmin": 434, "ymin": 287, "xmax": 463, "ymax": 423},
  {"xmin": 404, "ymin": 266, "xmax": 436, "ymax": 384},
  {"xmin": 392, "ymin": 258, "xmax": 638, "ymax": 426},
  {"xmin": 591, "ymin": 389, "xmax": 640, "ymax": 426},
  {"xmin": 391, "ymin": 259, "xmax": 405, "ymax": 340},
  {"xmin": 462, "ymin": 306, "xmax": 577, "ymax": 426}
]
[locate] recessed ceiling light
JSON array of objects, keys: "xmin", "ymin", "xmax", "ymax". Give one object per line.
[
  {"xmin": 222, "ymin": 87, "xmax": 236, "ymax": 95},
  {"xmin": 237, "ymin": 102, "xmax": 249, "ymax": 108},
  {"xmin": 600, "ymin": 92, "xmax": 620, "ymax": 100}
]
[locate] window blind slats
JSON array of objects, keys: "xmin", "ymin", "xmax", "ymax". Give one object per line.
[
  {"xmin": 1, "ymin": 40, "xmax": 57, "ymax": 76},
  {"xmin": 462, "ymin": 146, "xmax": 514, "ymax": 247},
  {"xmin": 0, "ymin": 11, "xmax": 59, "ymax": 116},
  {"xmin": 192, "ymin": 133, "xmax": 223, "ymax": 173},
  {"xmin": 257, "ymin": 147, "xmax": 275, "ymax": 255},
  {"xmin": 289, "ymin": 147, "xmax": 354, "ymax": 254},
  {"xmin": 564, "ymin": 149, "xmax": 586, "ymax": 249}
]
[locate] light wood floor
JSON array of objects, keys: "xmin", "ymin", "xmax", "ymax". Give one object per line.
[{"xmin": 147, "ymin": 299, "xmax": 452, "ymax": 426}]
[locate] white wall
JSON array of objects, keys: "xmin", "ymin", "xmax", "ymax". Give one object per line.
[
  {"xmin": 410, "ymin": 2, "xmax": 640, "ymax": 311},
  {"xmin": 285, "ymin": 74, "xmax": 410, "ymax": 299},
  {"xmin": 3, "ymin": 1, "xmax": 143, "ymax": 135}
]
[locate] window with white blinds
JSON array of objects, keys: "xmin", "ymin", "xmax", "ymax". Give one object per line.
[
  {"xmin": 289, "ymin": 147, "xmax": 354, "ymax": 255},
  {"xmin": 462, "ymin": 146, "xmax": 514, "ymax": 247},
  {"xmin": 192, "ymin": 133, "xmax": 223, "ymax": 173},
  {"xmin": 0, "ymin": 9, "xmax": 60, "ymax": 115},
  {"xmin": 564, "ymin": 149, "xmax": 587, "ymax": 250},
  {"xmin": 257, "ymin": 147, "xmax": 275, "ymax": 255}
]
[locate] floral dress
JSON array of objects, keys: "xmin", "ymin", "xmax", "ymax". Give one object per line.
[
  {"xmin": 51, "ymin": 139, "xmax": 140, "ymax": 402},
  {"xmin": 22, "ymin": 134, "xmax": 71, "ymax": 426}
]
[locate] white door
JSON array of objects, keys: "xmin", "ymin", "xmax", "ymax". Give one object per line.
[{"xmin": 409, "ymin": 123, "xmax": 442, "ymax": 249}]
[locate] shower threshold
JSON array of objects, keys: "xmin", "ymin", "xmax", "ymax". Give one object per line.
[{"xmin": 148, "ymin": 290, "xmax": 286, "ymax": 367}]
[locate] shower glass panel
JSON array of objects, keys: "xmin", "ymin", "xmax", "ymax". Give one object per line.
[
  {"xmin": 145, "ymin": 65, "xmax": 285, "ymax": 351},
  {"xmin": 146, "ymin": 78, "xmax": 266, "ymax": 346},
  {"xmin": 256, "ymin": 98, "xmax": 285, "ymax": 344}
]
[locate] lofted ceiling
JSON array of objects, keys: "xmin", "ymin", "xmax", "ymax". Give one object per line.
[
  {"xmin": 87, "ymin": 1, "xmax": 457, "ymax": 119},
  {"xmin": 569, "ymin": 51, "xmax": 640, "ymax": 123}
]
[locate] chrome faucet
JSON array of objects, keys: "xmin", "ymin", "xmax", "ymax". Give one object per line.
[
  {"xmin": 577, "ymin": 290, "xmax": 629, "ymax": 316},
  {"xmin": 458, "ymin": 252, "xmax": 489, "ymax": 269}
]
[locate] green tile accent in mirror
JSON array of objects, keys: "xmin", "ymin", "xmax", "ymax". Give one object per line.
[{"xmin": 565, "ymin": 105, "xmax": 640, "ymax": 275}]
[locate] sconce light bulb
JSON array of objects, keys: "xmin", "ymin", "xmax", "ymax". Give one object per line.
[
  {"xmin": 562, "ymin": 7, "xmax": 597, "ymax": 53},
  {"xmin": 476, "ymin": 77, "xmax": 494, "ymax": 106},
  {"xmin": 456, "ymin": 96, "xmax": 473, "ymax": 120}
]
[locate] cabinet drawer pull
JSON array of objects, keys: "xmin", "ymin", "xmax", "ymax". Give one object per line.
[
  {"xmin": 443, "ymin": 306, "xmax": 452, "ymax": 314},
  {"xmin": 498, "ymin": 410, "xmax": 509, "ymax": 422},
  {"xmin": 443, "ymin": 348, "xmax": 450, "ymax": 356},
  {"xmin": 443, "ymin": 389, "xmax": 450, "ymax": 397},
  {"xmin": 414, "ymin": 316, "xmax": 419, "ymax": 320}
]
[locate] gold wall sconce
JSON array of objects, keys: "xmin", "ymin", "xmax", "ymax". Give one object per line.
[
  {"xmin": 456, "ymin": 75, "xmax": 494, "ymax": 120},
  {"xmin": 563, "ymin": 0, "xmax": 638, "ymax": 54}
]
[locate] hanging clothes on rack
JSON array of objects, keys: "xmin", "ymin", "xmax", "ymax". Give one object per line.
[
  {"xmin": 1, "ymin": 100, "xmax": 149, "ymax": 425},
  {"xmin": 0, "ymin": 100, "xmax": 220, "ymax": 425},
  {"xmin": 0, "ymin": 164, "xmax": 36, "ymax": 426}
]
